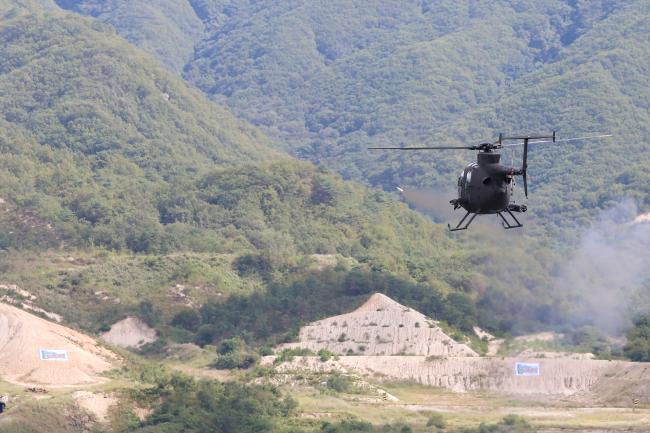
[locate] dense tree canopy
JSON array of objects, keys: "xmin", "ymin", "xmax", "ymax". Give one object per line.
[{"xmin": 54, "ymin": 0, "xmax": 650, "ymax": 240}]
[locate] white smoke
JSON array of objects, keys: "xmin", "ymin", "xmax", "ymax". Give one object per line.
[
  {"xmin": 560, "ymin": 199, "xmax": 650, "ymax": 333},
  {"xmin": 398, "ymin": 187, "xmax": 460, "ymax": 224}
]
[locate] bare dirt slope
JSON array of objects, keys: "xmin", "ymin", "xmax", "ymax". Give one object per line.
[
  {"xmin": 101, "ymin": 316, "xmax": 157, "ymax": 348},
  {"xmin": 281, "ymin": 293, "xmax": 477, "ymax": 357},
  {"xmin": 588, "ymin": 362, "xmax": 650, "ymax": 405},
  {"xmin": 268, "ymin": 355, "xmax": 649, "ymax": 397},
  {"xmin": 0, "ymin": 302, "xmax": 117, "ymax": 386},
  {"xmin": 73, "ymin": 391, "xmax": 117, "ymax": 423}
]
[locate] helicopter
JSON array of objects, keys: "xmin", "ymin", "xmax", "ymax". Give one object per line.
[{"xmin": 370, "ymin": 133, "xmax": 611, "ymax": 231}]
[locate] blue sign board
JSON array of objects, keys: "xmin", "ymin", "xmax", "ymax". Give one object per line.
[
  {"xmin": 39, "ymin": 349, "xmax": 69, "ymax": 362},
  {"xmin": 515, "ymin": 362, "xmax": 540, "ymax": 376}
]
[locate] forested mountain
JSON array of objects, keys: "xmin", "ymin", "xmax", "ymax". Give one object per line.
[
  {"xmin": 358, "ymin": 0, "xmax": 650, "ymax": 238},
  {"xmin": 184, "ymin": 0, "xmax": 650, "ymax": 241},
  {"xmin": 53, "ymin": 0, "xmax": 203, "ymax": 73},
  {"xmin": 51, "ymin": 0, "xmax": 649, "ymax": 241},
  {"xmin": 0, "ymin": 0, "xmax": 277, "ymax": 252},
  {"xmin": 0, "ymin": 0, "xmax": 464, "ymax": 266}
]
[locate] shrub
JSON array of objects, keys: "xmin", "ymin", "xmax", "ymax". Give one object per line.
[
  {"xmin": 426, "ymin": 412, "xmax": 446, "ymax": 429},
  {"xmin": 624, "ymin": 314, "xmax": 650, "ymax": 361},
  {"xmin": 259, "ymin": 346, "xmax": 274, "ymax": 356},
  {"xmin": 137, "ymin": 301, "xmax": 158, "ymax": 327},
  {"xmin": 273, "ymin": 348, "xmax": 314, "ymax": 365},
  {"xmin": 218, "ymin": 337, "xmax": 245, "ymax": 354},
  {"xmin": 171, "ymin": 309, "xmax": 201, "ymax": 332},
  {"xmin": 132, "ymin": 375, "xmax": 296, "ymax": 432},
  {"xmin": 213, "ymin": 351, "xmax": 259, "ymax": 369},
  {"xmin": 318, "ymin": 348, "xmax": 335, "ymax": 362},
  {"xmin": 212, "ymin": 337, "xmax": 259, "ymax": 369},
  {"xmin": 321, "ymin": 420, "xmax": 373, "ymax": 433},
  {"xmin": 458, "ymin": 414, "xmax": 533, "ymax": 433},
  {"xmin": 326, "ymin": 374, "xmax": 351, "ymax": 392}
]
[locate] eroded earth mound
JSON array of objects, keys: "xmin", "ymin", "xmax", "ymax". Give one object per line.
[
  {"xmin": 101, "ymin": 316, "xmax": 158, "ymax": 349},
  {"xmin": 281, "ymin": 293, "xmax": 477, "ymax": 357}
]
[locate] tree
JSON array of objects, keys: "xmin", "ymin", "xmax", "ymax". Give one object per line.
[{"xmin": 624, "ymin": 314, "xmax": 650, "ymax": 362}]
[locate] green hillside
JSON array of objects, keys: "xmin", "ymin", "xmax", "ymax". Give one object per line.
[
  {"xmin": 0, "ymin": 2, "xmax": 507, "ymax": 344},
  {"xmin": 56, "ymin": 0, "xmax": 650, "ymax": 335},
  {"xmin": 0, "ymin": 1, "xmax": 277, "ymax": 251},
  {"xmin": 53, "ymin": 0, "xmax": 203, "ymax": 73},
  {"xmin": 0, "ymin": 1, "xmax": 466, "ymax": 266},
  {"xmin": 2, "ymin": 0, "xmax": 646, "ymax": 340},
  {"xmin": 358, "ymin": 0, "xmax": 650, "ymax": 239}
]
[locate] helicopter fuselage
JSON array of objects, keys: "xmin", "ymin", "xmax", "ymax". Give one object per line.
[{"xmin": 454, "ymin": 151, "xmax": 522, "ymax": 214}]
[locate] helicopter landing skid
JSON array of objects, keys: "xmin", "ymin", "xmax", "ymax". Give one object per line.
[
  {"xmin": 448, "ymin": 211, "xmax": 477, "ymax": 231},
  {"xmin": 497, "ymin": 209, "xmax": 523, "ymax": 230}
]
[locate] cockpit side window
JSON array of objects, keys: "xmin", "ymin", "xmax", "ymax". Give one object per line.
[
  {"xmin": 459, "ymin": 168, "xmax": 473, "ymax": 200},
  {"xmin": 458, "ymin": 171, "xmax": 464, "ymax": 198}
]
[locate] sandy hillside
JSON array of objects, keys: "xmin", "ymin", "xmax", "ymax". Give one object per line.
[
  {"xmin": 0, "ymin": 302, "xmax": 117, "ymax": 386},
  {"xmin": 101, "ymin": 316, "xmax": 157, "ymax": 348},
  {"xmin": 280, "ymin": 293, "xmax": 477, "ymax": 357}
]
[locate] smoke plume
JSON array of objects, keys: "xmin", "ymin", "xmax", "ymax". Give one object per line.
[
  {"xmin": 398, "ymin": 187, "xmax": 458, "ymax": 223},
  {"xmin": 400, "ymin": 187, "xmax": 649, "ymax": 335},
  {"xmin": 560, "ymin": 199, "xmax": 650, "ymax": 334}
]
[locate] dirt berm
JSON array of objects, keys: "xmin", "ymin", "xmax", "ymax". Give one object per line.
[
  {"xmin": 0, "ymin": 302, "xmax": 117, "ymax": 386},
  {"xmin": 269, "ymin": 355, "xmax": 650, "ymax": 398}
]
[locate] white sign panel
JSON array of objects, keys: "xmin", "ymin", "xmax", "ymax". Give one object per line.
[
  {"xmin": 515, "ymin": 362, "xmax": 540, "ymax": 376},
  {"xmin": 39, "ymin": 349, "xmax": 69, "ymax": 362}
]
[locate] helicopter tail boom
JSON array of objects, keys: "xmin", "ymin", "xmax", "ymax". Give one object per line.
[{"xmin": 497, "ymin": 132, "xmax": 556, "ymax": 144}]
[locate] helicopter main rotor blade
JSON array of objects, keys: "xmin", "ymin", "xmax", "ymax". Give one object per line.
[
  {"xmin": 501, "ymin": 134, "xmax": 612, "ymax": 147},
  {"xmin": 368, "ymin": 146, "xmax": 475, "ymax": 150}
]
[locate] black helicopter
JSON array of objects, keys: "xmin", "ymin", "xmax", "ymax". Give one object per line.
[{"xmin": 370, "ymin": 133, "xmax": 610, "ymax": 231}]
